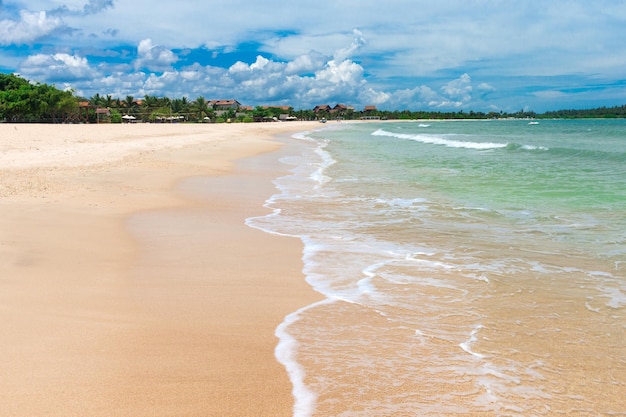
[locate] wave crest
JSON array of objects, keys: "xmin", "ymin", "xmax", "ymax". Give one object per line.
[{"xmin": 372, "ymin": 129, "xmax": 507, "ymax": 150}]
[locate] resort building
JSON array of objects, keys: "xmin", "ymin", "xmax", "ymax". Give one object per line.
[{"xmin": 208, "ymin": 99, "xmax": 241, "ymax": 110}]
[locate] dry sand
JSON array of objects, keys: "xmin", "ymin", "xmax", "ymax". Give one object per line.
[{"xmin": 0, "ymin": 122, "xmax": 322, "ymax": 416}]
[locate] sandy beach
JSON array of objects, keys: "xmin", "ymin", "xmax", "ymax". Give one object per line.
[{"xmin": 0, "ymin": 122, "xmax": 321, "ymax": 416}]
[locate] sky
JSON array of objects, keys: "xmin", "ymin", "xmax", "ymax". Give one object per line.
[{"xmin": 1, "ymin": 0, "xmax": 625, "ymax": 113}]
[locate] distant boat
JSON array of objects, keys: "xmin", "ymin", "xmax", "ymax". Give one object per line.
[
  {"xmin": 320, "ymin": 118, "xmax": 327, "ymax": 123},
  {"xmin": 528, "ymin": 121, "xmax": 539, "ymax": 125},
  {"xmin": 419, "ymin": 123, "xmax": 430, "ymax": 127}
]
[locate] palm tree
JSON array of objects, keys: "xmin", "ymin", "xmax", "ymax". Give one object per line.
[
  {"xmin": 170, "ymin": 98, "xmax": 186, "ymax": 117},
  {"xmin": 123, "ymin": 95, "xmax": 136, "ymax": 110},
  {"xmin": 89, "ymin": 93, "xmax": 103, "ymax": 106},
  {"xmin": 193, "ymin": 96, "xmax": 212, "ymax": 122},
  {"xmin": 123, "ymin": 95, "xmax": 137, "ymax": 119},
  {"xmin": 142, "ymin": 94, "xmax": 158, "ymax": 111},
  {"xmin": 103, "ymin": 95, "xmax": 114, "ymax": 108}
]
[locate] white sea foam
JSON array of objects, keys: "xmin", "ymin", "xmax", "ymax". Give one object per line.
[
  {"xmin": 459, "ymin": 325, "xmax": 486, "ymax": 359},
  {"xmin": 372, "ymin": 128, "xmax": 508, "ymax": 149},
  {"xmin": 521, "ymin": 144, "xmax": 549, "ymax": 151},
  {"xmin": 405, "ymin": 253, "xmax": 455, "ymax": 271},
  {"xmin": 384, "ymin": 197, "xmax": 430, "ymax": 208},
  {"xmin": 310, "ymin": 141, "xmax": 335, "ymax": 187},
  {"xmin": 275, "ymin": 299, "xmax": 333, "ymax": 417},
  {"xmin": 598, "ymin": 285, "xmax": 626, "ymax": 309},
  {"xmin": 359, "ymin": 262, "xmax": 386, "ymax": 299},
  {"xmin": 585, "ymin": 302, "xmax": 602, "ymax": 313}
]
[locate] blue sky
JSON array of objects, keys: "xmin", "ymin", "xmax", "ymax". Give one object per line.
[{"xmin": 1, "ymin": 0, "xmax": 625, "ymax": 112}]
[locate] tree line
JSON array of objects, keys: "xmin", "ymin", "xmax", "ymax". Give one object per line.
[
  {"xmin": 0, "ymin": 73, "xmax": 78, "ymax": 122},
  {"xmin": 2, "ymin": 73, "xmax": 626, "ymax": 123},
  {"xmin": 88, "ymin": 93, "xmax": 222, "ymax": 123}
]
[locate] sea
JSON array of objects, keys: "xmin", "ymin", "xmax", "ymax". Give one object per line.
[{"xmin": 246, "ymin": 119, "xmax": 626, "ymax": 416}]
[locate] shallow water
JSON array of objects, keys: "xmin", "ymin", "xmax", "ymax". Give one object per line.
[{"xmin": 248, "ymin": 119, "xmax": 626, "ymax": 416}]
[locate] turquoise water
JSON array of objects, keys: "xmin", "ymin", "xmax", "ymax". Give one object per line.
[{"xmin": 249, "ymin": 119, "xmax": 626, "ymax": 416}]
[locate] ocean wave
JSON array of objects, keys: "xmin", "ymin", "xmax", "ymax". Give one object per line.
[
  {"xmin": 372, "ymin": 129, "xmax": 624, "ymax": 161},
  {"xmin": 372, "ymin": 129, "xmax": 507, "ymax": 150},
  {"xmin": 505, "ymin": 142, "xmax": 626, "ymax": 162},
  {"xmin": 505, "ymin": 142, "xmax": 549, "ymax": 151},
  {"xmin": 547, "ymin": 146, "xmax": 626, "ymax": 162}
]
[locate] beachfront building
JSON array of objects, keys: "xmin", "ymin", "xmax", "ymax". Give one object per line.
[
  {"xmin": 361, "ymin": 105, "xmax": 381, "ymax": 120},
  {"xmin": 209, "ymin": 99, "xmax": 241, "ymax": 110},
  {"xmin": 70, "ymin": 101, "xmax": 112, "ymax": 123},
  {"xmin": 313, "ymin": 104, "xmax": 332, "ymax": 113},
  {"xmin": 312, "ymin": 104, "xmax": 332, "ymax": 121},
  {"xmin": 206, "ymin": 99, "xmax": 241, "ymax": 121},
  {"xmin": 331, "ymin": 104, "xmax": 355, "ymax": 120}
]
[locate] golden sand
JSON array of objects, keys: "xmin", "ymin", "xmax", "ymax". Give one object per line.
[{"xmin": 0, "ymin": 123, "xmax": 321, "ymax": 416}]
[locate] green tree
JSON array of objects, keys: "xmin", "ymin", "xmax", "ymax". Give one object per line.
[
  {"xmin": 89, "ymin": 93, "xmax": 103, "ymax": 106},
  {"xmin": 192, "ymin": 96, "xmax": 212, "ymax": 121},
  {"xmin": 103, "ymin": 94, "xmax": 114, "ymax": 108},
  {"xmin": 0, "ymin": 73, "xmax": 77, "ymax": 122},
  {"xmin": 123, "ymin": 95, "xmax": 136, "ymax": 110}
]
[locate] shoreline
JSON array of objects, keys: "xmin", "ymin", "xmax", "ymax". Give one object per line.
[{"xmin": 0, "ymin": 123, "xmax": 321, "ymax": 416}]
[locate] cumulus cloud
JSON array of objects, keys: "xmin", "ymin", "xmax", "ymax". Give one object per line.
[
  {"xmin": 21, "ymin": 53, "xmax": 92, "ymax": 81},
  {"xmin": 316, "ymin": 59, "xmax": 364, "ymax": 87},
  {"xmin": 12, "ymin": 3, "xmax": 613, "ymax": 112},
  {"xmin": 133, "ymin": 38, "xmax": 178, "ymax": 72},
  {"xmin": 358, "ymin": 87, "xmax": 392, "ymax": 106},
  {"xmin": 229, "ymin": 55, "xmax": 285, "ymax": 76},
  {"xmin": 34, "ymin": 42, "xmax": 464, "ymax": 110},
  {"xmin": 285, "ymin": 51, "xmax": 326, "ymax": 75},
  {"xmin": 359, "ymin": 75, "xmax": 484, "ymax": 110},
  {"xmin": 0, "ymin": 10, "xmax": 65, "ymax": 45},
  {"xmin": 2, "ymin": 1, "xmax": 624, "ymax": 112},
  {"xmin": 0, "ymin": 1, "xmax": 114, "ymax": 46},
  {"xmin": 376, "ymin": 85, "xmax": 439, "ymax": 109},
  {"xmin": 15, "ymin": 26, "xmax": 485, "ymax": 111},
  {"xmin": 441, "ymin": 73, "xmax": 472, "ymax": 100}
]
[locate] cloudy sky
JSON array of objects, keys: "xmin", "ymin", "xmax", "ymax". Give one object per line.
[{"xmin": 1, "ymin": 0, "xmax": 625, "ymax": 112}]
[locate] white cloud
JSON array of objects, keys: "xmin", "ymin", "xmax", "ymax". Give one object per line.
[
  {"xmin": 477, "ymin": 82, "xmax": 496, "ymax": 92},
  {"xmin": 0, "ymin": 10, "xmax": 65, "ymax": 45},
  {"xmin": 21, "ymin": 52, "xmax": 92, "ymax": 81},
  {"xmin": 81, "ymin": 0, "xmax": 114, "ymax": 15},
  {"xmin": 359, "ymin": 83, "xmax": 474, "ymax": 110},
  {"xmin": 5, "ymin": 0, "xmax": 625, "ymax": 111},
  {"xmin": 229, "ymin": 55, "xmax": 285, "ymax": 75},
  {"xmin": 441, "ymin": 74, "xmax": 472, "ymax": 100},
  {"xmin": 133, "ymin": 38, "xmax": 178, "ymax": 72},
  {"xmin": 316, "ymin": 60, "xmax": 364, "ymax": 87},
  {"xmin": 285, "ymin": 52, "xmax": 326, "ymax": 75},
  {"xmin": 333, "ymin": 29, "xmax": 366, "ymax": 62},
  {"xmin": 358, "ymin": 87, "xmax": 392, "ymax": 106}
]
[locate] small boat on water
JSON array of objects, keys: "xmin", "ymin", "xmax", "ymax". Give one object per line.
[
  {"xmin": 320, "ymin": 118, "xmax": 327, "ymax": 123},
  {"xmin": 528, "ymin": 121, "xmax": 539, "ymax": 125}
]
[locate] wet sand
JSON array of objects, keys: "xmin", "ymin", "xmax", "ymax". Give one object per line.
[{"xmin": 0, "ymin": 123, "xmax": 320, "ymax": 416}]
